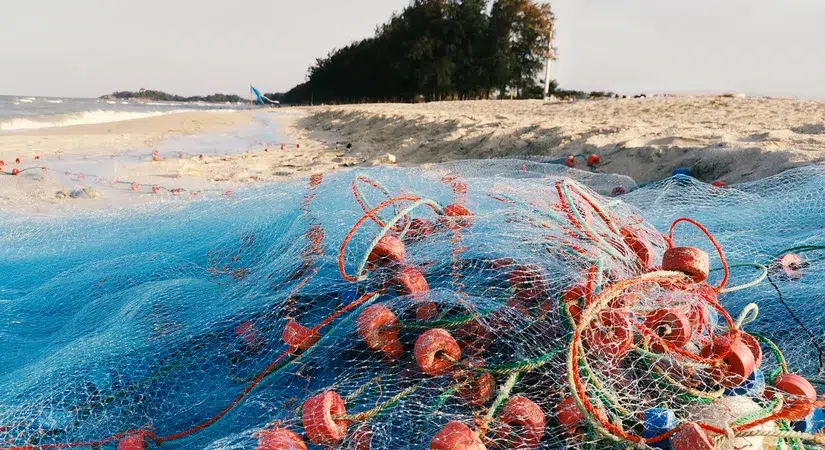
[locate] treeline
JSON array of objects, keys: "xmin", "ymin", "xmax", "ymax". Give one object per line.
[
  {"xmin": 278, "ymin": 0, "xmax": 555, "ymax": 104},
  {"xmin": 102, "ymin": 90, "xmax": 245, "ymax": 103}
]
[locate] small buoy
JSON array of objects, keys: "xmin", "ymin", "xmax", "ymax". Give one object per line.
[
  {"xmin": 620, "ymin": 227, "xmax": 654, "ymax": 268},
  {"xmin": 454, "ymin": 371, "xmax": 495, "ymax": 406},
  {"xmin": 643, "ymin": 408, "xmax": 678, "ymax": 449},
  {"xmin": 643, "ymin": 309, "xmax": 692, "ymax": 352},
  {"xmin": 152, "ymin": 155, "xmax": 162, "ymax": 162},
  {"xmin": 712, "ymin": 180, "xmax": 727, "ymax": 188},
  {"xmin": 34, "ymin": 155, "xmax": 41, "ymax": 160},
  {"xmin": 302, "ymin": 391, "xmax": 348, "ymax": 444},
  {"xmin": 586, "ymin": 154, "xmax": 600, "ymax": 167},
  {"xmin": 0, "ymin": 160, "xmax": 4, "ymax": 166},
  {"xmin": 414, "ymin": 329, "xmax": 461, "ymax": 376},
  {"xmin": 117, "ymin": 434, "xmax": 148, "ymax": 450},
  {"xmin": 281, "ymin": 144, "xmax": 286, "ymax": 150},
  {"xmin": 440, "ymin": 204, "xmax": 473, "ymax": 229},
  {"xmin": 282, "ymin": 319, "xmax": 320, "ymax": 351},
  {"xmin": 309, "ymin": 174, "xmax": 323, "ymax": 187},
  {"xmin": 725, "ymin": 368, "xmax": 766, "ymax": 397},
  {"xmin": 429, "ymin": 421, "xmax": 486, "ymax": 450},
  {"xmin": 130, "ymin": 183, "xmax": 140, "ymax": 191},
  {"xmin": 11, "ymin": 168, "xmax": 20, "ymax": 176},
  {"xmin": 234, "ymin": 321, "xmax": 264, "ymax": 354},
  {"xmin": 264, "ymin": 147, "xmax": 269, "ymax": 152},
  {"xmin": 15, "ymin": 157, "xmax": 21, "ymax": 164},
  {"xmin": 152, "ymin": 185, "xmax": 161, "ymax": 194},
  {"xmin": 662, "ymin": 247, "xmax": 710, "ymax": 283},
  {"xmin": 520, "ymin": 164, "xmax": 528, "ymax": 171},
  {"xmin": 582, "ymin": 310, "xmax": 634, "ymax": 358},
  {"xmin": 555, "ymin": 396, "xmax": 584, "ymax": 436},
  {"xmin": 769, "ymin": 373, "xmax": 817, "ymax": 419},
  {"xmin": 357, "ymin": 305, "xmax": 403, "ymax": 360},
  {"xmin": 495, "ymin": 396, "xmax": 545, "ymax": 449},
  {"xmin": 393, "ymin": 266, "xmax": 429, "ymax": 296},
  {"xmin": 561, "ymin": 284, "xmax": 586, "ymax": 324},
  {"xmin": 778, "ymin": 253, "xmax": 804, "ymax": 279},
  {"xmin": 671, "ymin": 422, "xmax": 714, "ymax": 450},
  {"xmin": 611, "ymin": 186, "xmax": 627, "ymax": 197},
  {"xmin": 700, "ymin": 335, "xmax": 756, "ymax": 387},
  {"xmin": 672, "ymin": 168, "xmax": 692, "ymax": 177},
  {"xmin": 297, "ymin": 144, "xmax": 301, "ymax": 149},
  {"xmin": 349, "ymin": 424, "xmax": 373, "ymax": 450},
  {"xmin": 405, "ymin": 218, "xmax": 436, "ymax": 242},
  {"xmin": 367, "ymin": 235, "xmax": 406, "ymax": 265},
  {"xmin": 199, "ymin": 154, "xmax": 204, "ymax": 160},
  {"xmin": 564, "ymin": 155, "xmax": 576, "ymax": 168},
  {"xmin": 257, "ymin": 427, "xmax": 307, "ymax": 450}
]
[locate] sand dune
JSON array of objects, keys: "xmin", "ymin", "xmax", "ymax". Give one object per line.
[{"xmin": 298, "ymin": 96, "xmax": 825, "ymax": 183}]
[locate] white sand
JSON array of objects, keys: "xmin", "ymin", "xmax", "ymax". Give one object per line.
[
  {"xmin": 299, "ymin": 96, "xmax": 825, "ymax": 183},
  {"xmin": 4, "ymin": 95, "xmax": 825, "ymax": 212}
]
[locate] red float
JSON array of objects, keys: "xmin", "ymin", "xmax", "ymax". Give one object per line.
[
  {"xmin": 282, "ymin": 319, "xmax": 320, "ymax": 351},
  {"xmin": 586, "ymin": 154, "xmax": 601, "ymax": 167},
  {"xmin": 356, "ymin": 305, "xmax": 404, "ymax": 360},
  {"xmin": 367, "ymin": 235, "xmax": 406, "ymax": 265},
  {"xmin": 281, "ymin": 144, "xmax": 286, "ymax": 150},
  {"xmin": 555, "ymin": 396, "xmax": 584, "ymax": 436},
  {"xmin": 455, "ymin": 371, "xmax": 495, "ymax": 406},
  {"xmin": 15, "ymin": 157, "xmax": 21, "ymax": 164},
  {"xmin": 495, "ymin": 396, "xmax": 546, "ymax": 449},
  {"xmin": 582, "ymin": 310, "xmax": 634, "ymax": 358},
  {"xmin": 440, "ymin": 204, "xmax": 473, "ymax": 229},
  {"xmin": 234, "ymin": 321, "xmax": 264, "ymax": 353},
  {"xmin": 671, "ymin": 422, "xmax": 715, "ymax": 450},
  {"xmin": 406, "ymin": 218, "xmax": 436, "ymax": 242},
  {"xmin": 644, "ymin": 309, "xmax": 692, "ymax": 352},
  {"xmin": 393, "ymin": 266, "xmax": 430, "ymax": 296},
  {"xmin": 564, "ymin": 155, "xmax": 576, "ymax": 168},
  {"xmin": 700, "ymin": 335, "xmax": 756, "ymax": 387},
  {"xmin": 779, "ymin": 253, "xmax": 804, "ymax": 279},
  {"xmin": 739, "ymin": 332, "xmax": 763, "ymax": 368},
  {"xmin": 34, "ymin": 155, "xmax": 41, "ymax": 160},
  {"xmin": 429, "ymin": 421, "xmax": 486, "ymax": 450},
  {"xmin": 561, "ymin": 283, "xmax": 586, "ymax": 324},
  {"xmin": 11, "ymin": 168, "xmax": 20, "ymax": 176},
  {"xmin": 257, "ymin": 427, "xmax": 308, "ymax": 450},
  {"xmin": 711, "ymin": 180, "xmax": 727, "ymax": 188},
  {"xmin": 620, "ymin": 227, "xmax": 654, "ymax": 269},
  {"xmin": 768, "ymin": 373, "xmax": 817, "ymax": 419},
  {"xmin": 662, "ymin": 247, "xmax": 710, "ymax": 283},
  {"xmin": 349, "ymin": 424, "xmax": 373, "ymax": 450},
  {"xmin": 302, "ymin": 391, "xmax": 348, "ymax": 444},
  {"xmin": 117, "ymin": 434, "xmax": 147, "ymax": 450},
  {"xmin": 415, "ymin": 328, "xmax": 461, "ymax": 376}
]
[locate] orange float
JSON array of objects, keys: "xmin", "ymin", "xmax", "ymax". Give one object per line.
[
  {"xmin": 257, "ymin": 427, "xmax": 308, "ymax": 450},
  {"xmin": 11, "ymin": 168, "xmax": 20, "ymax": 176},
  {"xmin": 406, "ymin": 218, "xmax": 436, "ymax": 242},
  {"xmin": 587, "ymin": 154, "xmax": 601, "ymax": 167},
  {"xmin": 440, "ymin": 204, "xmax": 473, "ymax": 229},
  {"xmin": 769, "ymin": 373, "xmax": 817, "ymax": 419},
  {"xmin": 662, "ymin": 247, "xmax": 710, "ymax": 283},
  {"xmin": 564, "ymin": 155, "xmax": 576, "ymax": 168},
  {"xmin": 349, "ymin": 424, "xmax": 373, "ymax": 450},
  {"xmin": 700, "ymin": 335, "xmax": 756, "ymax": 387},
  {"xmin": 393, "ymin": 266, "xmax": 429, "ymax": 296},
  {"xmin": 620, "ymin": 227, "xmax": 654, "ymax": 269},
  {"xmin": 455, "ymin": 371, "xmax": 495, "ymax": 406},
  {"xmin": 415, "ymin": 328, "xmax": 461, "ymax": 376},
  {"xmin": 429, "ymin": 421, "xmax": 486, "ymax": 450},
  {"xmin": 555, "ymin": 396, "xmax": 584, "ymax": 436},
  {"xmin": 739, "ymin": 332, "xmax": 763, "ymax": 368},
  {"xmin": 302, "ymin": 391, "xmax": 349, "ymax": 444},
  {"xmin": 582, "ymin": 310, "xmax": 634, "ymax": 358},
  {"xmin": 356, "ymin": 305, "xmax": 404, "ymax": 360},
  {"xmin": 495, "ymin": 396, "xmax": 546, "ymax": 449},
  {"xmin": 711, "ymin": 180, "xmax": 727, "ymax": 188},
  {"xmin": 368, "ymin": 235, "xmax": 406, "ymax": 265},
  {"xmin": 282, "ymin": 319, "xmax": 320, "ymax": 351},
  {"xmin": 644, "ymin": 309, "xmax": 692, "ymax": 352}
]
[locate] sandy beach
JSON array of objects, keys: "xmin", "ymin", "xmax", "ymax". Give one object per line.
[{"xmin": 3, "ymin": 95, "xmax": 825, "ymax": 212}]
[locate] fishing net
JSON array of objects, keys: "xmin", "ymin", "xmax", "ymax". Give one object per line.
[{"xmin": 1, "ymin": 161, "xmax": 824, "ymax": 450}]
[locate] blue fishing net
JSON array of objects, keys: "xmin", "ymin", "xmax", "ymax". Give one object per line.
[{"xmin": 1, "ymin": 161, "xmax": 824, "ymax": 450}]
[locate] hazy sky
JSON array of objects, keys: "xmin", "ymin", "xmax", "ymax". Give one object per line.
[{"xmin": 3, "ymin": 0, "xmax": 825, "ymax": 99}]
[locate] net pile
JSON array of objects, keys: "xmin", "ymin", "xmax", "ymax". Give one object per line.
[{"xmin": 1, "ymin": 162, "xmax": 824, "ymax": 450}]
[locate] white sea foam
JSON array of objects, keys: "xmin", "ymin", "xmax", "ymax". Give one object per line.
[
  {"xmin": 0, "ymin": 109, "xmax": 198, "ymax": 131},
  {"xmin": 46, "ymin": 99, "xmax": 64, "ymax": 104}
]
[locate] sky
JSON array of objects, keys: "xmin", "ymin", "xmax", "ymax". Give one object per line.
[{"xmin": 2, "ymin": 0, "xmax": 825, "ymax": 99}]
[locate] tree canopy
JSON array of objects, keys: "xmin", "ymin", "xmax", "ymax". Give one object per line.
[{"xmin": 280, "ymin": 0, "xmax": 556, "ymax": 104}]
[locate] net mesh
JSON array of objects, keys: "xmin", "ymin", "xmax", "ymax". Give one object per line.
[{"xmin": 1, "ymin": 161, "xmax": 824, "ymax": 450}]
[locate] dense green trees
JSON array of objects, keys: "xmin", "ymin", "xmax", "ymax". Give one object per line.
[
  {"xmin": 104, "ymin": 90, "xmax": 245, "ymax": 103},
  {"xmin": 280, "ymin": 0, "xmax": 556, "ymax": 104}
]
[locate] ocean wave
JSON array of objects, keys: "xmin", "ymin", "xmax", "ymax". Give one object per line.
[
  {"xmin": 0, "ymin": 109, "xmax": 198, "ymax": 131},
  {"xmin": 46, "ymin": 99, "xmax": 64, "ymax": 104}
]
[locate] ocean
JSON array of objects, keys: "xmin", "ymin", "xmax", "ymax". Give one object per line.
[{"xmin": 0, "ymin": 94, "xmax": 241, "ymax": 131}]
